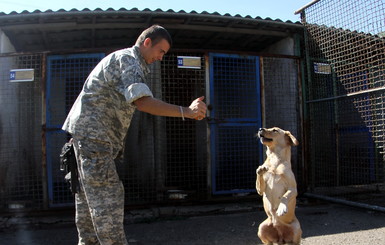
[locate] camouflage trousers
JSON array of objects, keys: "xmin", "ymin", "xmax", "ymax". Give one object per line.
[{"xmin": 73, "ymin": 137, "xmax": 128, "ymax": 245}]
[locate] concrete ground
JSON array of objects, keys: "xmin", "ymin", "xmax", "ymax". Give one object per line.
[{"xmin": 1, "ymin": 199, "xmax": 385, "ymax": 245}]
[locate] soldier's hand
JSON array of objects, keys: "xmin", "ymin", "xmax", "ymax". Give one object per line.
[{"xmin": 188, "ymin": 96, "xmax": 207, "ymax": 120}]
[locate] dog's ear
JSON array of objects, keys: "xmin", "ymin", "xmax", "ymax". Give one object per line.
[{"xmin": 285, "ymin": 131, "xmax": 299, "ymax": 146}]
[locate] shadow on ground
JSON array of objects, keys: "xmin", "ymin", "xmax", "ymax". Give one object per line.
[{"xmin": 1, "ymin": 199, "xmax": 385, "ymax": 245}]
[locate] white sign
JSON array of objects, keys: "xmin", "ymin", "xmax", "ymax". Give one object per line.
[
  {"xmin": 10, "ymin": 69, "xmax": 35, "ymax": 82},
  {"xmin": 177, "ymin": 56, "xmax": 201, "ymax": 69},
  {"xmin": 314, "ymin": 63, "xmax": 331, "ymax": 74}
]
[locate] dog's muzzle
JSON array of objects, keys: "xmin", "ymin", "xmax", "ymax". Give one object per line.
[{"xmin": 258, "ymin": 128, "xmax": 272, "ymax": 143}]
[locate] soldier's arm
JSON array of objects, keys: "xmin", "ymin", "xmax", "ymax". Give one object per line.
[{"xmin": 134, "ymin": 96, "xmax": 206, "ymax": 120}]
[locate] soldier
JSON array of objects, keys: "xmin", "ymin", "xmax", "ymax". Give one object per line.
[{"xmin": 62, "ymin": 25, "xmax": 207, "ymax": 245}]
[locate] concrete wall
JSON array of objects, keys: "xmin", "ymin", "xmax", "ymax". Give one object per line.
[
  {"xmin": 262, "ymin": 37, "xmax": 295, "ymax": 56},
  {"xmin": 0, "ymin": 30, "xmax": 16, "ymax": 54}
]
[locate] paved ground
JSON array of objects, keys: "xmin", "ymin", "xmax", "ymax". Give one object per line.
[{"xmin": 1, "ymin": 199, "xmax": 385, "ymax": 245}]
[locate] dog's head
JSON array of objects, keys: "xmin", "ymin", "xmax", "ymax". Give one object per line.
[{"xmin": 257, "ymin": 127, "xmax": 299, "ymax": 148}]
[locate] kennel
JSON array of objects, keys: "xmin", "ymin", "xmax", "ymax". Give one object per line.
[
  {"xmin": 297, "ymin": 0, "xmax": 385, "ymax": 210},
  {"xmin": 0, "ymin": 9, "xmax": 304, "ymax": 211}
]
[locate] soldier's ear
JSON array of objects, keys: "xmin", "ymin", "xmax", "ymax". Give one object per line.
[{"xmin": 143, "ymin": 38, "xmax": 152, "ymax": 48}]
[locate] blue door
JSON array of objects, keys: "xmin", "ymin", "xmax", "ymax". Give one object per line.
[
  {"xmin": 46, "ymin": 53, "xmax": 104, "ymax": 207},
  {"xmin": 209, "ymin": 53, "xmax": 262, "ymax": 194}
]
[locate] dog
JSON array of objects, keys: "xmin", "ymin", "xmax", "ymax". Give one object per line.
[{"xmin": 256, "ymin": 127, "xmax": 302, "ymax": 245}]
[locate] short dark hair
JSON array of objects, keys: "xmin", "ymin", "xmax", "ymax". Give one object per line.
[{"xmin": 136, "ymin": 25, "xmax": 173, "ymax": 47}]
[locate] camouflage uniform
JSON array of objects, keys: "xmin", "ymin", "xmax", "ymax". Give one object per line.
[{"xmin": 62, "ymin": 45, "xmax": 153, "ymax": 245}]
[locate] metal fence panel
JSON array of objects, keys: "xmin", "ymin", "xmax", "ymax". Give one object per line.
[
  {"xmin": 0, "ymin": 54, "xmax": 44, "ymax": 211},
  {"xmin": 121, "ymin": 52, "xmax": 208, "ymax": 204},
  {"xmin": 46, "ymin": 53, "xmax": 105, "ymax": 207},
  {"xmin": 262, "ymin": 57, "xmax": 303, "ymax": 188},
  {"xmin": 162, "ymin": 52, "xmax": 208, "ymax": 200},
  {"xmin": 300, "ymin": 0, "xmax": 385, "ymax": 208},
  {"xmin": 209, "ymin": 53, "xmax": 262, "ymax": 194}
]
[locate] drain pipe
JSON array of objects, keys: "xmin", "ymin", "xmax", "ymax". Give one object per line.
[{"xmin": 304, "ymin": 192, "xmax": 385, "ymax": 213}]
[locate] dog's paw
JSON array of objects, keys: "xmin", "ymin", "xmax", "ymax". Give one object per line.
[
  {"xmin": 256, "ymin": 165, "xmax": 268, "ymax": 175},
  {"xmin": 276, "ymin": 203, "xmax": 288, "ymax": 216}
]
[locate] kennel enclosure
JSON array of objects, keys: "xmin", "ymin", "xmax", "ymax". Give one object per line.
[
  {"xmin": 0, "ymin": 9, "xmax": 304, "ymax": 211},
  {"xmin": 297, "ymin": 0, "xmax": 385, "ymax": 210}
]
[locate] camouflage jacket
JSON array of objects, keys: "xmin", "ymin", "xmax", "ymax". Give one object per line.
[{"xmin": 62, "ymin": 45, "xmax": 153, "ymax": 149}]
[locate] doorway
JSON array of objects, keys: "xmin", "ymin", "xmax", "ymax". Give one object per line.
[
  {"xmin": 209, "ymin": 53, "xmax": 262, "ymax": 194},
  {"xmin": 46, "ymin": 53, "xmax": 104, "ymax": 207}
]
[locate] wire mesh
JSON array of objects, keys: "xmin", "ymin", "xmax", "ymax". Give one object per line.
[
  {"xmin": 301, "ymin": 0, "xmax": 385, "ymax": 206},
  {"xmin": 46, "ymin": 54, "xmax": 104, "ymax": 207},
  {"xmin": 209, "ymin": 54, "xmax": 262, "ymax": 194},
  {"xmin": 161, "ymin": 52, "xmax": 208, "ymax": 199},
  {"xmin": 263, "ymin": 57, "xmax": 300, "ymax": 136},
  {"xmin": 262, "ymin": 57, "xmax": 302, "ymax": 188},
  {"xmin": 213, "ymin": 125, "xmax": 261, "ymax": 192},
  {"xmin": 120, "ymin": 52, "xmax": 207, "ymax": 204},
  {"xmin": 120, "ymin": 62, "xmax": 161, "ymax": 205},
  {"xmin": 0, "ymin": 54, "xmax": 44, "ymax": 211}
]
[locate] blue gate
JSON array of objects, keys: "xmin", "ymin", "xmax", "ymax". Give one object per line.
[
  {"xmin": 209, "ymin": 53, "xmax": 263, "ymax": 195},
  {"xmin": 46, "ymin": 53, "xmax": 104, "ymax": 207}
]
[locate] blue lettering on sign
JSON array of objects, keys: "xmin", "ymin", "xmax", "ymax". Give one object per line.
[{"xmin": 10, "ymin": 71, "xmax": 16, "ymax": 80}]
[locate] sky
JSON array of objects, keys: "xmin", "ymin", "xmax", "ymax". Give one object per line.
[{"xmin": 0, "ymin": 0, "xmax": 311, "ymax": 22}]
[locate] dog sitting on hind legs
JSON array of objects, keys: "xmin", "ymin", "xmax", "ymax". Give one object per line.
[{"xmin": 256, "ymin": 127, "xmax": 302, "ymax": 245}]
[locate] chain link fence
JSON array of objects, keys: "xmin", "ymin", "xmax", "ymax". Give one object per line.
[{"xmin": 298, "ymin": 0, "xmax": 385, "ymax": 210}]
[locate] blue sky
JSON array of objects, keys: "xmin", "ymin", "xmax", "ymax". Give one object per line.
[{"xmin": 0, "ymin": 0, "xmax": 311, "ymax": 22}]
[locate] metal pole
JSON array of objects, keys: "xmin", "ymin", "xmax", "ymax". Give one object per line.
[
  {"xmin": 304, "ymin": 192, "xmax": 385, "ymax": 213},
  {"xmin": 41, "ymin": 53, "xmax": 49, "ymax": 209}
]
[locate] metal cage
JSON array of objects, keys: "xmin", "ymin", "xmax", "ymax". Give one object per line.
[
  {"xmin": 0, "ymin": 50, "xmax": 302, "ymax": 211},
  {"xmin": 299, "ymin": 0, "xmax": 385, "ymax": 209}
]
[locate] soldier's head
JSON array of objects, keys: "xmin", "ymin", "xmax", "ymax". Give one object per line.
[{"xmin": 136, "ymin": 25, "xmax": 172, "ymax": 64}]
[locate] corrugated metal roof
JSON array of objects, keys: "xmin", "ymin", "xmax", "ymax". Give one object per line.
[{"xmin": 0, "ymin": 8, "xmax": 304, "ymax": 53}]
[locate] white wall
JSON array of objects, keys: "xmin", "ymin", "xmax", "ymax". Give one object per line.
[{"xmin": 0, "ymin": 29, "xmax": 16, "ymax": 54}]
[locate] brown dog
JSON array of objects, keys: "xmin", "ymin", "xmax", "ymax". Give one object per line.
[{"xmin": 256, "ymin": 127, "xmax": 302, "ymax": 245}]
